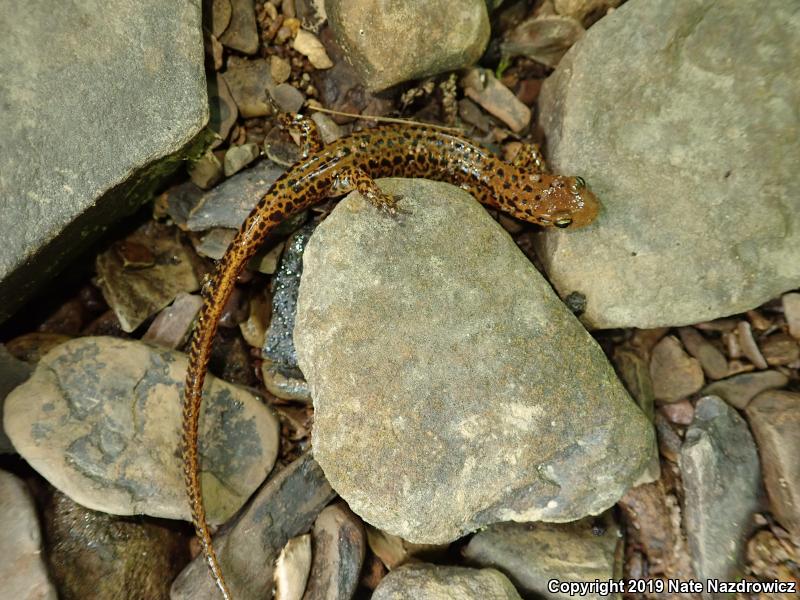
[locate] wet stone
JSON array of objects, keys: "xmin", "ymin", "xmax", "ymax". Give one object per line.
[
  {"xmin": 44, "ymin": 491, "xmax": 186, "ymax": 600},
  {"xmin": 677, "ymin": 326, "xmax": 728, "ymax": 380},
  {"xmin": 141, "ymin": 292, "xmax": 203, "ymax": 349},
  {"xmin": 223, "ymin": 143, "xmax": 260, "ymax": 176},
  {"xmin": 186, "ymin": 159, "xmax": 286, "ymax": 231},
  {"xmin": 701, "ymin": 369, "xmax": 788, "ymax": 410},
  {"xmin": 463, "ymin": 68, "xmax": 531, "ymax": 133},
  {"xmin": 372, "ymin": 564, "xmax": 522, "ymax": 600},
  {"xmin": 537, "ymin": 0, "xmax": 800, "ymax": 329},
  {"xmin": 171, "ymin": 453, "xmax": 336, "ymax": 600},
  {"xmin": 0, "ymin": 345, "xmax": 33, "ymax": 453},
  {"xmin": 502, "ymin": 13, "xmax": 585, "ymax": 68},
  {"xmin": 219, "ymin": 0, "xmax": 259, "ymax": 54},
  {"xmin": 223, "ymin": 57, "xmax": 276, "ymax": 118},
  {"xmin": 303, "ymin": 502, "xmax": 367, "ymax": 600},
  {"xmin": 326, "ymin": 0, "xmax": 490, "ymax": 91},
  {"xmin": 3, "ymin": 337, "xmax": 279, "ymax": 523},
  {"xmin": 680, "ymin": 396, "xmax": 761, "ymax": 594},
  {"xmin": 464, "ymin": 515, "xmax": 620, "ymax": 600},
  {"xmin": 0, "ymin": 470, "xmax": 57, "ymax": 600},
  {"xmin": 746, "ymin": 390, "xmax": 800, "ymax": 538},
  {"xmin": 95, "ymin": 222, "xmax": 200, "ymax": 333},
  {"xmin": 295, "ymin": 179, "xmax": 655, "ymax": 543},
  {"xmin": 264, "ymin": 223, "xmax": 317, "ymax": 380},
  {"xmin": 649, "ymin": 335, "xmax": 704, "ymax": 403}
]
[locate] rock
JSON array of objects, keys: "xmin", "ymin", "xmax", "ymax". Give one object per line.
[
  {"xmin": 310, "ymin": 112, "xmax": 343, "ymax": 144},
  {"xmin": 464, "ymin": 515, "xmax": 620, "ymax": 600},
  {"xmin": 194, "ymin": 228, "xmax": 236, "ymax": 259},
  {"xmin": 95, "ymin": 222, "xmax": 200, "ymax": 332},
  {"xmin": 501, "ymin": 14, "xmax": 585, "ymax": 68},
  {"xmin": 0, "ymin": 345, "xmax": 33, "ymax": 453},
  {"xmin": 295, "ymin": 178, "xmax": 656, "ymax": 543},
  {"xmin": 746, "ymin": 391, "xmax": 800, "ymax": 538},
  {"xmin": 275, "ymin": 534, "xmax": 312, "ymax": 600},
  {"xmin": 240, "ymin": 289, "xmax": 271, "ymax": 349},
  {"xmin": 326, "ymin": 0, "xmax": 490, "ymax": 91},
  {"xmin": 271, "ymin": 83, "xmax": 306, "ymax": 114},
  {"xmin": 207, "ymin": 72, "xmax": 238, "ymax": 144},
  {"xmin": 223, "ymin": 143, "xmax": 260, "ymax": 176},
  {"xmin": 293, "ymin": 30, "xmax": 334, "ymax": 70},
  {"xmin": 537, "ymin": 0, "xmax": 800, "ymax": 329},
  {"xmin": 265, "ymin": 224, "xmax": 316, "ymax": 381},
  {"xmin": 0, "ymin": 0, "xmax": 207, "ymax": 324},
  {"xmin": 736, "ymin": 321, "xmax": 768, "ymax": 369},
  {"xmin": 219, "ymin": 0, "xmax": 259, "ymax": 54},
  {"xmin": 270, "ymin": 55, "xmax": 292, "ymax": 84},
  {"xmin": 372, "ymin": 564, "xmax": 522, "ymax": 600},
  {"xmin": 188, "ymin": 150, "xmax": 224, "ymax": 189},
  {"xmin": 223, "ymin": 57, "xmax": 276, "ymax": 118},
  {"xmin": 171, "ymin": 453, "xmax": 336, "ymax": 600},
  {"xmin": 303, "ymin": 503, "xmax": 366, "ymax": 600},
  {"xmin": 649, "ymin": 335, "xmax": 704, "ymax": 403},
  {"xmin": 680, "ymin": 396, "xmax": 761, "ymax": 595},
  {"xmin": 4, "ymin": 332, "xmax": 72, "ymax": 363},
  {"xmin": 612, "ymin": 348, "xmax": 654, "ymax": 421},
  {"xmin": 659, "ymin": 399, "xmax": 694, "ymax": 426},
  {"xmin": 0, "ymin": 471, "xmax": 57, "ymax": 600},
  {"xmin": 463, "ymin": 68, "xmax": 531, "ymax": 132},
  {"xmin": 783, "ymin": 292, "xmax": 800, "ymax": 340},
  {"xmin": 553, "ymin": 0, "xmax": 622, "ymax": 22},
  {"xmin": 141, "ymin": 292, "xmax": 203, "ymax": 349},
  {"xmin": 759, "ymin": 333, "xmax": 800, "ymax": 367},
  {"xmin": 206, "ymin": 0, "xmax": 232, "ymax": 38},
  {"xmin": 186, "ymin": 159, "xmax": 286, "ymax": 231},
  {"xmin": 677, "ymin": 327, "xmax": 728, "ymax": 380},
  {"xmin": 3, "ymin": 337, "xmax": 279, "ymax": 523},
  {"xmin": 44, "ymin": 490, "xmax": 186, "ymax": 600},
  {"xmin": 701, "ymin": 370, "xmax": 788, "ymax": 410},
  {"xmin": 365, "ymin": 527, "xmax": 445, "ymax": 571},
  {"xmin": 163, "ymin": 181, "xmax": 205, "ymax": 229}
]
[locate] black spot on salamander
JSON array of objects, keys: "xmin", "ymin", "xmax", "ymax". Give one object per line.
[
  {"xmin": 393, "ymin": 156, "xmax": 403, "ymax": 166},
  {"xmin": 496, "ymin": 168, "xmax": 505, "ymax": 178},
  {"xmin": 523, "ymin": 185, "xmax": 532, "ymax": 193},
  {"xmin": 381, "ymin": 158, "xmax": 392, "ymax": 168}
]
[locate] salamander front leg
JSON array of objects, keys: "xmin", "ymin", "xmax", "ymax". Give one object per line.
[
  {"xmin": 511, "ymin": 142, "xmax": 547, "ymax": 173},
  {"xmin": 330, "ymin": 166, "xmax": 404, "ymax": 217},
  {"xmin": 278, "ymin": 113, "xmax": 323, "ymax": 158}
]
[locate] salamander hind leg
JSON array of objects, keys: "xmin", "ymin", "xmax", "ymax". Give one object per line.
[
  {"xmin": 511, "ymin": 142, "xmax": 547, "ymax": 173},
  {"xmin": 278, "ymin": 113, "xmax": 323, "ymax": 157},
  {"xmin": 331, "ymin": 166, "xmax": 406, "ymax": 217}
]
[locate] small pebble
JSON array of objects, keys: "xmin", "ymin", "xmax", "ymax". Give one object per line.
[
  {"xmin": 310, "ymin": 112, "xmax": 343, "ymax": 144},
  {"xmin": 223, "ymin": 57, "xmax": 276, "ymax": 118},
  {"xmin": 141, "ymin": 292, "xmax": 203, "ymax": 349},
  {"xmin": 219, "ymin": 0, "xmax": 259, "ymax": 54},
  {"xmin": 188, "ymin": 150, "xmax": 224, "ymax": 189},
  {"xmin": 701, "ymin": 370, "xmax": 789, "ymax": 410},
  {"xmin": 274, "ymin": 534, "xmax": 312, "ymax": 600},
  {"xmin": 649, "ymin": 335, "xmax": 705, "ymax": 403},
  {"xmin": 270, "ymin": 83, "xmax": 306, "ymax": 114},
  {"xmin": 737, "ymin": 321, "xmax": 768, "ymax": 369},
  {"xmin": 458, "ymin": 97, "xmax": 493, "ymax": 132},
  {"xmin": 654, "ymin": 413, "xmax": 682, "ymax": 463},
  {"xmin": 463, "ymin": 68, "xmax": 531, "ymax": 132},
  {"xmin": 501, "ymin": 14, "xmax": 584, "ymax": 68},
  {"xmin": 677, "ymin": 326, "xmax": 728, "ymax": 380},
  {"xmin": 781, "ymin": 292, "xmax": 800, "ymax": 339},
  {"xmin": 224, "ymin": 143, "xmax": 260, "ymax": 176},
  {"xmin": 293, "ymin": 30, "xmax": 333, "ymax": 69},
  {"xmin": 659, "ymin": 399, "xmax": 694, "ymax": 426},
  {"xmin": 270, "ymin": 55, "xmax": 292, "ymax": 84},
  {"xmin": 759, "ymin": 333, "xmax": 800, "ymax": 366}
]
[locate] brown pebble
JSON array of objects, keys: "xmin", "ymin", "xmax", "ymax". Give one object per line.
[
  {"xmin": 659, "ymin": 400, "xmax": 694, "ymax": 426},
  {"xmin": 782, "ymin": 292, "xmax": 800, "ymax": 340},
  {"xmin": 702, "ymin": 370, "xmax": 788, "ymax": 410},
  {"xmin": 654, "ymin": 413, "xmax": 682, "ymax": 463},
  {"xmin": 737, "ymin": 321, "xmax": 768, "ymax": 369},
  {"xmin": 649, "ymin": 335, "xmax": 705, "ymax": 403},
  {"xmin": 760, "ymin": 333, "xmax": 800, "ymax": 366},
  {"xmin": 677, "ymin": 326, "xmax": 728, "ymax": 380}
]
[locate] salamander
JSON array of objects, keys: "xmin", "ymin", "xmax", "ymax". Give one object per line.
[{"xmin": 182, "ymin": 115, "xmax": 600, "ymax": 599}]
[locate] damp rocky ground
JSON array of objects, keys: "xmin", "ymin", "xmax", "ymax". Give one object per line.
[{"xmin": 1, "ymin": 0, "xmax": 799, "ymax": 599}]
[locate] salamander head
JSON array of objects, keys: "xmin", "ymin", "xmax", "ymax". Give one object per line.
[{"xmin": 510, "ymin": 174, "xmax": 600, "ymax": 229}]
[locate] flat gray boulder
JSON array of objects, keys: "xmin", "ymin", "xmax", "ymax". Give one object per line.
[
  {"xmin": 0, "ymin": 0, "xmax": 207, "ymax": 323},
  {"xmin": 537, "ymin": 0, "xmax": 800, "ymax": 328},
  {"xmin": 295, "ymin": 178, "xmax": 656, "ymax": 544},
  {"xmin": 3, "ymin": 337, "xmax": 279, "ymax": 523}
]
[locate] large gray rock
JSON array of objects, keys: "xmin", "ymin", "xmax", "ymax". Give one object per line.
[
  {"xmin": 326, "ymin": 0, "xmax": 490, "ymax": 91},
  {"xmin": 171, "ymin": 453, "xmax": 336, "ymax": 600},
  {"xmin": 295, "ymin": 178, "xmax": 656, "ymax": 544},
  {"xmin": 680, "ymin": 396, "xmax": 761, "ymax": 598},
  {"xmin": 0, "ymin": 0, "xmax": 208, "ymax": 323},
  {"xmin": 3, "ymin": 337, "xmax": 279, "ymax": 523},
  {"xmin": 0, "ymin": 471, "xmax": 57, "ymax": 600},
  {"xmin": 372, "ymin": 564, "xmax": 522, "ymax": 600},
  {"xmin": 537, "ymin": 0, "xmax": 800, "ymax": 329},
  {"xmin": 464, "ymin": 515, "xmax": 621, "ymax": 600}
]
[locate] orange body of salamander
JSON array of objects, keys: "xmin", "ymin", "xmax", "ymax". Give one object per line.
[{"xmin": 182, "ymin": 118, "xmax": 600, "ymax": 599}]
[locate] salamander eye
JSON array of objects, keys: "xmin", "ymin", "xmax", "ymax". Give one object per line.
[
  {"xmin": 574, "ymin": 176, "xmax": 586, "ymax": 189},
  {"xmin": 554, "ymin": 217, "xmax": 573, "ymax": 228}
]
